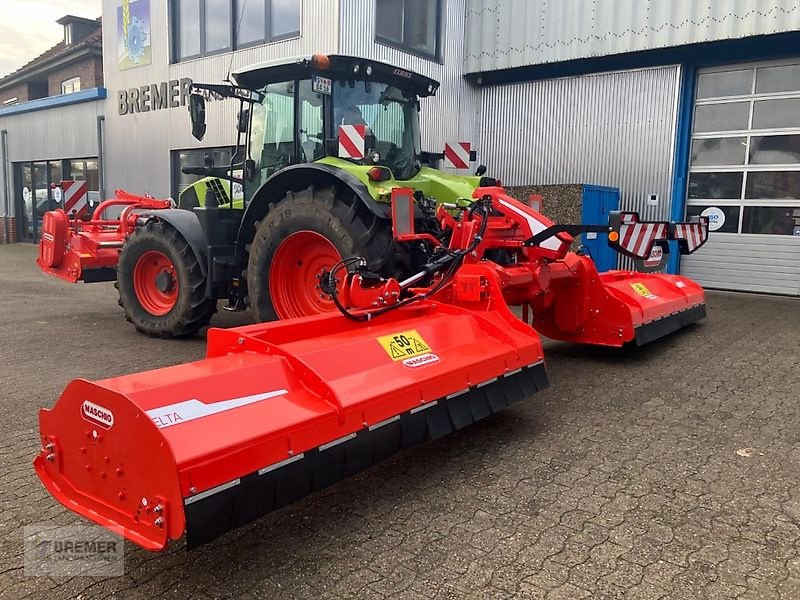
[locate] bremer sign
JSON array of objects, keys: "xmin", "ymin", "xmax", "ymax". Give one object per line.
[{"xmin": 118, "ymin": 78, "xmax": 193, "ymax": 116}]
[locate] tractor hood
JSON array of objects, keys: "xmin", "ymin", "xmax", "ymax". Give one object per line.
[{"xmin": 316, "ymin": 157, "xmax": 485, "ymax": 205}]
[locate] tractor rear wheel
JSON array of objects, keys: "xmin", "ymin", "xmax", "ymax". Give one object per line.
[
  {"xmin": 247, "ymin": 185, "xmax": 393, "ymax": 321},
  {"xmin": 117, "ymin": 220, "xmax": 216, "ymax": 337}
]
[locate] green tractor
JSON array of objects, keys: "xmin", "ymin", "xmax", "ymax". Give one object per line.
[{"xmin": 117, "ymin": 54, "xmax": 494, "ymax": 336}]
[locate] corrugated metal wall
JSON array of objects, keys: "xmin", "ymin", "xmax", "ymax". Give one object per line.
[
  {"xmin": 0, "ymin": 100, "xmax": 105, "ymax": 219},
  {"xmin": 0, "ymin": 102, "xmax": 104, "ymax": 162},
  {"xmin": 339, "ymin": 0, "xmax": 480, "ymax": 159},
  {"xmin": 480, "ymin": 66, "xmax": 680, "ymax": 221},
  {"xmin": 101, "ymin": 0, "xmax": 340, "ymax": 196},
  {"xmin": 465, "ymin": 0, "xmax": 800, "ymax": 74},
  {"xmin": 681, "ymin": 236, "xmax": 800, "ymax": 296}
]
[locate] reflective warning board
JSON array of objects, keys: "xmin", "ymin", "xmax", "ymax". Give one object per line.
[{"xmin": 377, "ymin": 329, "xmax": 432, "ymax": 361}]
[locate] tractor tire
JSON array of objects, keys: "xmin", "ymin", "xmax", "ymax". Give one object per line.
[
  {"xmin": 116, "ymin": 220, "xmax": 216, "ymax": 338},
  {"xmin": 247, "ymin": 185, "xmax": 394, "ymax": 322}
]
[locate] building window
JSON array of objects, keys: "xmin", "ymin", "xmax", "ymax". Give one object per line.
[
  {"xmin": 687, "ymin": 60, "xmax": 800, "ymax": 236},
  {"xmin": 375, "ymin": 0, "xmax": 442, "ymax": 61},
  {"xmin": 172, "ymin": 0, "xmax": 300, "ymax": 62},
  {"xmin": 61, "ymin": 77, "xmax": 81, "ymax": 95}
]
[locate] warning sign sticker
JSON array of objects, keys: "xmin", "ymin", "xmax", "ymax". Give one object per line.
[
  {"xmin": 377, "ymin": 329, "xmax": 432, "ymax": 361},
  {"xmin": 630, "ymin": 282, "xmax": 659, "ymax": 300}
]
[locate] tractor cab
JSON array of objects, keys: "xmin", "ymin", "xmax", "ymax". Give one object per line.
[{"xmin": 188, "ymin": 54, "xmax": 439, "ymax": 205}]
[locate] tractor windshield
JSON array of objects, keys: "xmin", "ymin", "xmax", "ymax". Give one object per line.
[{"xmin": 333, "ymin": 82, "xmax": 421, "ymax": 180}]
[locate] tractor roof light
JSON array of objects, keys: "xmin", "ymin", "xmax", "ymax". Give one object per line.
[
  {"xmin": 365, "ymin": 65, "xmax": 373, "ymax": 76},
  {"xmin": 311, "ymin": 54, "xmax": 331, "ymax": 70}
]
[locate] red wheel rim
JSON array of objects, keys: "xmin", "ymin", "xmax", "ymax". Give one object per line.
[
  {"xmin": 133, "ymin": 250, "xmax": 179, "ymax": 316},
  {"xmin": 269, "ymin": 231, "xmax": 343, "ymax": 319}
]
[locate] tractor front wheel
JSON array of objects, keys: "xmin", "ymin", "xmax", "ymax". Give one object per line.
[
  {"xmin": 247, "ymin": 186, "xmax": 393, "ymax": 321},
  {"xmin": 117, "ymin": 220, "xmax": 216, "ymax": 337}
]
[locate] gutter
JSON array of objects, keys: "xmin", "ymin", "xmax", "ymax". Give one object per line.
[{"xmin": 96, "ymin": 116, "xmax": 105, "ymax": 200}]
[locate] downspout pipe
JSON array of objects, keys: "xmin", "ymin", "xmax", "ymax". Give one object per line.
[
  {"xmin": 1, "ymin": 130, "xmax": 10, "ymax": 244},
  {"xmin": 96, "ymin": 115, "xmax": 106, "ymax": 201}
]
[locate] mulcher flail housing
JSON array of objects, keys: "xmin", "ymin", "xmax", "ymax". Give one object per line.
[{"xmin": 34, "ymin": 55, "xmax": 710, "ymax": 551}]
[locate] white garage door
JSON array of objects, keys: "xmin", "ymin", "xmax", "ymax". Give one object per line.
[{"xmin": 681, "ymin": 60, "xmax": 800, "ymax": 296}]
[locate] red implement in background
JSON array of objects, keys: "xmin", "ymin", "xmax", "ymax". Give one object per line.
[{"xmin": 36, "ymin": 184, "xmax": 172, "ymax": 283}]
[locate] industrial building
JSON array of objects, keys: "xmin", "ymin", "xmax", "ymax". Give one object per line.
[{"xmin": 0, "ymin": 0, "xmax": 798, "ymax": 295}]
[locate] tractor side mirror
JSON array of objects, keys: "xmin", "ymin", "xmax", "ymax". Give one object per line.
[
  {"xmin": 189, "ymin": 93, "xmax": 207, "ymax": 141},
  {"xmin": 238, "ymin": 108, "xmax": 249, "ymax": 134}
]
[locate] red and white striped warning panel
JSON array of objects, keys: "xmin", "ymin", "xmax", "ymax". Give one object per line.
[
  {"xmin": 338, "ymin": 125, "xmax": 367, "ymax": 159},
  {"xmin": 443, "ymin": 142, "xmax": 471, "ymax": 169},
  {"xmin": 673, "ymin": 219, "xmax": 709, "ymax": 254},
  {"xmin": 617, "ymin": 213, "xmax": 668, "ymax": 260},
  {"xmin": 62, "ymin": 180, "xmax": 89, "ymax": 217}
]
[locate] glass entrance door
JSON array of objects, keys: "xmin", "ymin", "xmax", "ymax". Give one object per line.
[
  {"xmin": 15, "ymin": 163, "xmax": 34, "ymax": 242},
  {"xmin": 30, "ymin": 161, "xmax": 63, "ymax": 242},
  {"xmin": 14, "ymin": 158, "xmax": 97, "ymax": 242}
]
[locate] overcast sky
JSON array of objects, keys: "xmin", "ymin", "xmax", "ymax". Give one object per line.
[{"xmin": 0, "ymin": 0, "xmax": 102, "ymax": 78}]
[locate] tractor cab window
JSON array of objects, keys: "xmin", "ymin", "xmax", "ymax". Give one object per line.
[
  {"xmin": 333, "ymin": 81, "xmax": 421, "ymax": 180},
  {"xmin": 250, "ymin": 81, "xmax": 295, "ymax": 182},
  {"xmin": 298, "ymin": 79, "xmax": 324, "ymax": 163}
]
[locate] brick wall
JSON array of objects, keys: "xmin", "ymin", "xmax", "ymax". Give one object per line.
[
  {"xmin": 47, "ymin": 56, "xmax": 103, "ymax": 96},
  {"xmin": 0, "ymin": 216, "xmax": 17, "ymax": 243},
  {"xmin": 0, "ymin": 83, "xmax": 30, "ymax": 106}
]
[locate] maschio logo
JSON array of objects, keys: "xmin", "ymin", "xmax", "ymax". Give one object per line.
[
  {"xmin": 81, "ymin": 401, "xmax": 114, "ymax": 429},
  {"xmin": 42, "ymin": 233, "xmax": 54, "ymax": 242},
  {"xmin": 402, "ymin": 353, "xmax": 440, "ymax": 368}
]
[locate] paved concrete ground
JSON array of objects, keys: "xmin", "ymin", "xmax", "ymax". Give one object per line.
[{"xmin": 1, "ymin": 243, "xmax": 799, "ymax": 599}]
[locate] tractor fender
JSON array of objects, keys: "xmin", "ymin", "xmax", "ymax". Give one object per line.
[
  {"xmin": 139, "ymin": 208, "xmax": 209, "ymax": 276},
  {"xmin": 236, "ymin": 163, "xmax": 390, "ymax": 264}
]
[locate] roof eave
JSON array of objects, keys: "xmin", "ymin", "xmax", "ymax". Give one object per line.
[{"xmin": 0, "ymin": 45, "xmax": 101, "ymax": 91}]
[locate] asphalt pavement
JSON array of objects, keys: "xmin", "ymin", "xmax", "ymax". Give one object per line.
[{"xmin": 1, "ymin": 243, "xmax": 799, "ymax": 599}]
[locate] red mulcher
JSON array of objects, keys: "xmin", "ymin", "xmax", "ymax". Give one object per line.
[
  {"xmin": 37, "ymin": 185, "xmax": 172, "ymax": 284},
  {"xmin": 34, "ymin": 187, "xmax": 708, "ymax": 551}
]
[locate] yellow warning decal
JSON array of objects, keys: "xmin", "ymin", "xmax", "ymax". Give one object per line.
[
  {"xmin": 377, "ymin": 329, "xmax": 432, "ymax": 361},
  {"xmin": 630, "ymin": 282, "xmax": 652, "ymax": 297}
]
